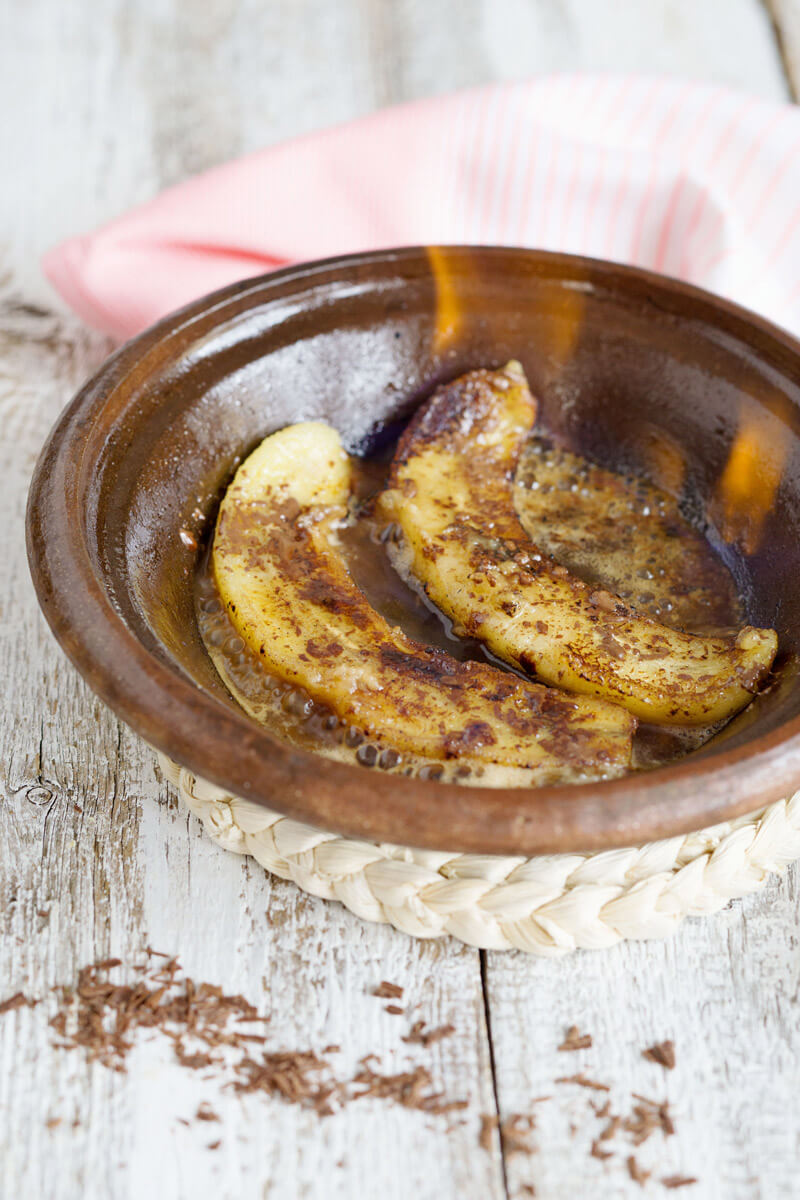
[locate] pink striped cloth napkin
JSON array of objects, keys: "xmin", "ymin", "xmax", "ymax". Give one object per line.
[{"xmin": 44, "ymin": 74, "xmax": 800, "ymax": 342}]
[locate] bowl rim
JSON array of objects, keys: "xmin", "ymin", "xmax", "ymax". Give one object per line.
[{"xmin": 26, "ymin": 244, "xmax": 800, "ymax": 855}]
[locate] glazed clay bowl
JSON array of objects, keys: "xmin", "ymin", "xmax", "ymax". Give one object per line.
[{"xmin": 26, "ymin": 247, "xmax": 800, "ymax": 855}]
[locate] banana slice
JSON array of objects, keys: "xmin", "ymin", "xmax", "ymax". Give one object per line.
[
  {"xmin": 378, "ymin": 363, "xmax": 778, "ymax": 726},
  {"xmin": 211, "ymin": 421, "xmax": 635, "ymax": 780}
]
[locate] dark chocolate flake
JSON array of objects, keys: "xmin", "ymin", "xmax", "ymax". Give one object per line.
[
  {"xmin": 557, "ymin": 1024, "xmax": 592, "ymax": 1052},
  {"xmin": 642, "ymin": 1040, "xmax": 676, "ymax": 1070}
]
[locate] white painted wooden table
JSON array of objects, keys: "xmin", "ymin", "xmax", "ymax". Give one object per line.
[{"xmin": 2, "ymin": 3, "xmax": 800, "ymax": 1198}]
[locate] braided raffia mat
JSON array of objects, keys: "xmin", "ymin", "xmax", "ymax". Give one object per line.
[{"xmin": 158, "ymin": 753, "xmax": 800, "ymax": 955}]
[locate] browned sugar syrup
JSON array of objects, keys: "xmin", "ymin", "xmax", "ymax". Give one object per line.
[{"xmin": 196, "ymin": 434, "xmax": 745, "ymax": 787}]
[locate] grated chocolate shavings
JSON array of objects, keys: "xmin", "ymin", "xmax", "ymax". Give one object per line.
[
  {"xmin": 385, "ymin": 1005, "xmax": 404, "ymax": 1015},
  {"xmin": 659, "ymin": 1104, "xmax": 676, "ymax": 1138},
  {"xmin": 478, "ymin": 1113, "xmax": 498, "ymax": 1151},
  {"xmin": 44, "ymin": 955, "xmax": 268, "ymax": 1074},
  {"xmin": 351, "ymin": 1064, "xmax": 467, "ymax": 1116},
  {"xmin": 643, "ymin": 1040, "xmax": 676, "ymax": 1070},
  {"xmin": 207, "ymin": 1140, "xmax": 221, "ymax": 1151},
  {"xmin": 195, "ymin": 1103, "xmax": 220, "ymax": 1122},
  {"xmin": 627, "ymin": 1156, "xmax": 650, "ymax": 1186},
  {"xmin": 372, "ymin": 981, "xmax": 403, "ymax": 999},
  {"xmin": 590, "ymin": 1138, "xmax": 613, "ymax": 1161},
  {"xmin": 500, "ymin": 1113, "xmax": 537, "ymax": 1156},
  {"xmin": 402, "ymin": 1019, "xmax": 455, "ymax": 1047},
  {"xmin": 600, "ymin": 1114, "xmax": 622, "ymax": 1142},
  {"xmin": 555, "ymin": 1073, "xmax": 610, "ymax": 1092},
  {"xmin": 0, "ymin": 992, "xmax": 38, "ymax": 1015},
  {"xmin": 558, "ymin": 1025, "xmax": 593, "ymax": 1052},
  {"xmin": 233, "ymin": 1050, "xmax": 341, "ymax": 1116},
  {"xmin": 662, "ymin": 1176, "xmax": 697, "ymax": 1189},
  {"xmin": 623, "ymin": 1103, "xmax": 661, "ymax": 1146},
  {"xmin": 628, "ymin": 1095, "xmax": 675, "ymax": 1139},
  {"xmin": 174, "ymin": 1044, "xmax": 216, "ymax": 1070}
]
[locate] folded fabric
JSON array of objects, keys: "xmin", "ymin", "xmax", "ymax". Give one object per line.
[{"xmin": 44, "ymin": 74, "xmax": 800, "ymax": 342}]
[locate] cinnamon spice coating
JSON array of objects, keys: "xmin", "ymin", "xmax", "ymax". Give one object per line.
[
  {"xmin": 211, "ymin": 422, "xmax": 634, "ymax": 780},
  {"xmin": 378, "ymin": 362, "xmax": 777, "ymax": 725}
]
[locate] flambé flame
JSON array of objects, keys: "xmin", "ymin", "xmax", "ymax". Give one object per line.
[
  {"xmin": 715, "ymin": 412, "xmax": 787, "ymax": 555},
  {"xmin": 426, "ymin": 247, "xmax": 784, "ymax": 562},
  {"xmin": 427, "ymin": 246, "xmax": 463, "ymax": 354},
  {"xmin": 426, "ymin": 246, "xmax": 587, "ymax": 367}
]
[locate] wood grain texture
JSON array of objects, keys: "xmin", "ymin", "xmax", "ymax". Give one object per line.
[
  {"xmin": 485, "ymin": 871, "xmax": 800, "ymax": 1198},
  {"xmin": 0, "ymin": 1, "xmax": 798, "ymax": 1197},
  {"xmin": 371, "ymin": 0, "xmax": 791, "ymax": 106}
]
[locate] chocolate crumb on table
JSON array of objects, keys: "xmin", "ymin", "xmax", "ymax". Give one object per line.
[
  {"xmin": 174, "ymin": 1046, "xmax": 216, "ymax": 1070},
  {"xmin": 627, "ymin": 1156, "xmax": 651, "ymax": 1185},
  {"xmin": 555, "ymin": 1072, "xmax": 610, "ymax": 1092},
  {"xmin": 233, "ymin": 1049, "xmax": 342, "ymax": 1116},
  {"xmin": 599, "ymin": 1114, "xmax": 622, "ymax": 1142},
  {"xmin": 207, "ymin": 1141, "xmax": 221, "ymax": 1151},
  {"xmin": 384, "ymin": 1004, "xmax": 404, "ymax": 1015},
  {"xmin": 0, "ymin": 992, "xmax": 38, "ymax": 1015},
  {"xmin": 195, "ymin": 1103, "xmax": 220, "ymax": 1122},
  {"xmin": 643, "ymin": 1040, "xmax": 676, "ymax": 1070},
  {"xmin": 401, "ymin": 1019, "xmax": 455, "ymax": 1047},
  {"xmin": 43, "ymin": 954, "xmax": 268, "ymax": 1073},
  {"xmin": 478, "ymin": 1113, "xmax": 498, "ymax": 1151},
  {"xmin": 590, "ymin": 1138, "xmax": 613, "ymax": 1161},
  {"xmin": 499, "ymin": 1113, "xmax": 537, "ymax": 1156},
  {"xmin": 627, "ymin": 1094, "xmax": 675, "ymax": 1140},
  {"xmin": 662, "ymin": 1176, "xmax": 698, "ymax": 1189},
  {"xmin": 351, "ymin": 1063, "xmax": 467, "ymax": 1115},
  {"xmin": 372, "ymin": 981, "xmax": 403, "ymax": 999},
  {"xmin": 557, "ymin": 1025, "xmax": 593, "ymax": 1052}
]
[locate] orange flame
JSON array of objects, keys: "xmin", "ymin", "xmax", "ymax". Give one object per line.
[
  {"xmin": 426, "ymin": 245, "xmax": 588, "ymax": 368},
  {"xmin": 715, "ymin": 412, "xmax": 787, "ymax": 554},
  {"xmin": 427, "ymin": 246, "xmax": 464, "ymax": 355}
]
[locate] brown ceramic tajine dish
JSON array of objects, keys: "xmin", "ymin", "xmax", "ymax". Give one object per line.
[{"xmin": 26, "ymin": 247, "xmax": 800, "ymax": 856}]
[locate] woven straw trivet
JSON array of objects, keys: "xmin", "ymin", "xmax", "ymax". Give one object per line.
[{"xmin": 158, "ymin": 753, "xmax": 800, "ymax": 955}]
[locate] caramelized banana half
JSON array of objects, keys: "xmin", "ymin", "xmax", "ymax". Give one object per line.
[
  {"xmin": 212, "ymin": 422, "xmax": 635, "ymax": 780},
  {"xmin": 378, "ymin": 363, "xmax": 778, "ymax": 726}
]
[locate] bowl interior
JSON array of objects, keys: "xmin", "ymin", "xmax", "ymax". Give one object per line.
[{"xmin": 28, "ymin": 247, "xmax": 800, "ymax": 853}]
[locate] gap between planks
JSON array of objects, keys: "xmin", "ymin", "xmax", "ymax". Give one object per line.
[{"xmin": 481, "ymin": 949, "xmax": 512, "ymax": 1199}]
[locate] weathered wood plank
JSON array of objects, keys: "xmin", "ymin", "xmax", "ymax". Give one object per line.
[
  {"xmin": 369, "ymin": 0, "xmax": 790, "ymax": 105},
  {"xmin": 135, "ymin": 790, "xmax": 504, "ymax": 1199},
  {"xmin": 484, "ymin": 869, "xmax": 800, "ymax": 1199}
]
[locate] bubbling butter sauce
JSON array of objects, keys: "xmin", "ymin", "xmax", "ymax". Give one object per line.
[{"xmin": 196, "ymin": 434, "xmax": 746, "ymax": 786}]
